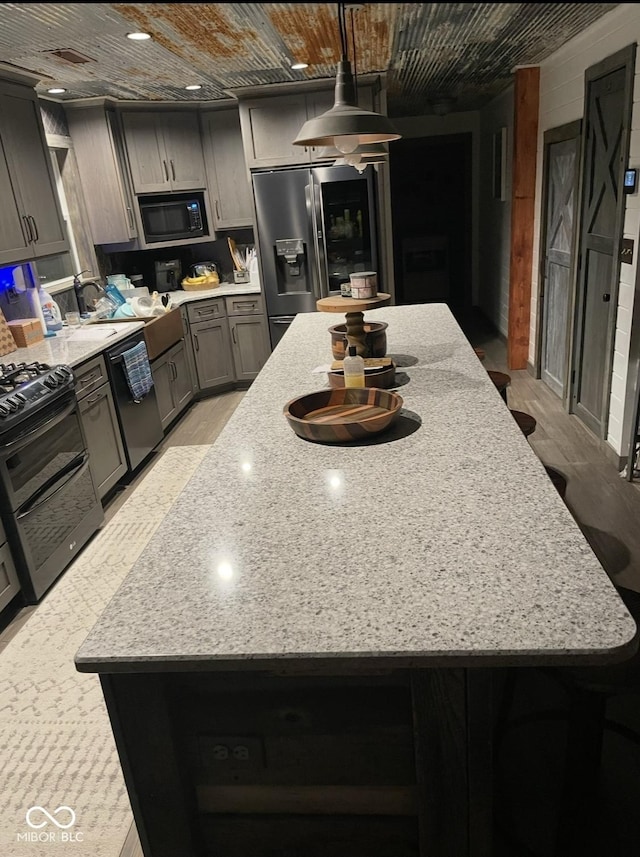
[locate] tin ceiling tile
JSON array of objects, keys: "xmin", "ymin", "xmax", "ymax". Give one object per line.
[{"xmin": 0, "ymin": 3, "xmax": 621, "ymax": 113}]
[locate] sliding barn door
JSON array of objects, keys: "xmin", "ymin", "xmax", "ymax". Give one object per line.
[
  {"xmin": 571, "ymin": 45, "xmax": 635, "ymax": 437},
  {"xmin": 539, "ymin": 122, "xmax": 581, "ymax": 399}
]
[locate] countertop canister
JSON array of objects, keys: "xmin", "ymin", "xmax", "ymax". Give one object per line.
[{"xmin": 349, "ymin": 271, "xmax": 378, "ymax": 299}]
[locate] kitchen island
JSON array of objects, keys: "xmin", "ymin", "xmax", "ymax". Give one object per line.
[{"xmin": 76, "ymin": 304, "xmax": 637, "ymax": 857}]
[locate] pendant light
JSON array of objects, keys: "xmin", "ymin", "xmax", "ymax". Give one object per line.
[{"xmin": 293, "ymin": 2, "xmax": 400, "ymax": 151}]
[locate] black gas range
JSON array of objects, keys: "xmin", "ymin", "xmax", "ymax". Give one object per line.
[
  {"xmin": 0, "ymin": 360, "xmax": 103, "ymax": 605},
  {"xmin": 0, "ymin": 361, "xmax": 75, "ymax": 437}
]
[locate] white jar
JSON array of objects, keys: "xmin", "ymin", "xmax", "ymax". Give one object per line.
[{"xmin": 349, "ymin": 271, "xmax": 377, "ymax": 299}]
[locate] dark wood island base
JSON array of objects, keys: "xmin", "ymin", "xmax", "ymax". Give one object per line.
[{"xmin": 101, "ymin": 666, "xmax": 494, "ymax": 857}]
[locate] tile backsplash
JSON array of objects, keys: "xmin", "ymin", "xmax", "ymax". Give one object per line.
[{"xmin": 102, "ymin": 230, "xmax": 254, "ymax": 291}]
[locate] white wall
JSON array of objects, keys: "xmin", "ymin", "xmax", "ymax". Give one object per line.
[
  {"xmin": 392, "ymin": 111, "xmax": 481, "ymax": 303},
  {"xmin": 533, "ymin": 3, "xmax": 640, "ymax": 454},
  {"xmin": 477, "ymin": 88, "xmax": 514, "ymax": 335}
]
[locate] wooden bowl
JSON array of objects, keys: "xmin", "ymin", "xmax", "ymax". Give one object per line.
[
  {"xmin": 327, "ymin": 363, "xmax": 396, "ymax": 389},
  {"xmin": 329, "ymin": 321, "xmax": 388, "ymax": 360},
  {"xmin": 284, "ymin": 387, "xmax": 403, "ymax": 444}
]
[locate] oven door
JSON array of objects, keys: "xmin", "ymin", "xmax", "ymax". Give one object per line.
[{"xmin": 0, "ymin": 395, "xmax": 103, "ymax": 601}]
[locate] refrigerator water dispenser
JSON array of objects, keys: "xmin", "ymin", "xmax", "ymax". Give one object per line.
[{"xmin": 275, "ymin": 238, "xmax": 308, "ymax": 293}]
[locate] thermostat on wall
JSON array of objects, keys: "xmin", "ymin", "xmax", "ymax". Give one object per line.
[{"xmin": 624, "ymin": 168, "xmax": 637, "ymax": 193}]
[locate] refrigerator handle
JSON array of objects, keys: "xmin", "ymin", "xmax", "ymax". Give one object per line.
[
  {"xmin": 305, "ymin": 183, "xmax": 322, "ymax": 301},
  {"xmin": 307, "ymin": 179, "xmax": 330, "ymax": 299}
]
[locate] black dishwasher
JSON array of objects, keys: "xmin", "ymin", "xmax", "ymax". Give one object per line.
[{"xmin": 105, "ymin": 331, "xmax": 163, "ymax": 473}]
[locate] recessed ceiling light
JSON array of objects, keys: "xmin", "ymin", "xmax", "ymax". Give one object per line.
[
  {"xmin": 126, "ymin": 32, "xmax": 151, "ymax": 41},
  {"xmin": 47, "ymin": 88, "xmax": 66, "ymax": 94},
  {"xmin": 185, "ymin": 84, "xmax": 202, "ymax": 91},
  {"xmin": 291, "ymin": 61, "xmax": 309, "ymax": 70}
]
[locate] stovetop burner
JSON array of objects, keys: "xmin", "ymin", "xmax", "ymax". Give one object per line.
[
  {"xmin": 0, "ymin": 361, "xmax": 75, "ymax": 433},
  {"xmin": 0, "ymin": 361, "xmax": 53, "ymax": 393}
]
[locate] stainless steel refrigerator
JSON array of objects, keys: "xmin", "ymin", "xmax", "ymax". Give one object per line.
[{"xmin": 252, "ymin": 164, "xmax": 379, "ymax": 348}]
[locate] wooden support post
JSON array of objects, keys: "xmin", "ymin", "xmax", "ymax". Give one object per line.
[{"xmin": 508, "ymin": 67, "xmax": 540, "ymax": 370}]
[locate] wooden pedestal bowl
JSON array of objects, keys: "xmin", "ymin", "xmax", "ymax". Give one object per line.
[
  {"xmin": 329, "ymin": 321, "xmax": 388, "ymax": 360},
  {"xmin": 284, "ymin": 387, "xmax": 403, "ymax": 443}
]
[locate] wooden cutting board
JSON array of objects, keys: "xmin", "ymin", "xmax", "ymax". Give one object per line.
[{"xmin": 331, "ymin": 357, "xmax": 393, "ymax": 369}]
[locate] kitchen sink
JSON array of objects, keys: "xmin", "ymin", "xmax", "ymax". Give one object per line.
[{"xmin": 86, "ymin": 307, "xmax": 184, "ymax": 359}]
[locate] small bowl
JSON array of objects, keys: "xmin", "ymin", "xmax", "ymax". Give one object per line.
[
  {"xmin": 284, "ymin": 387, "xmax": 403, "ymax": 444},
  {"xmin": 327, "ymin": 363, "xmax": 396, "ymax": 389}
]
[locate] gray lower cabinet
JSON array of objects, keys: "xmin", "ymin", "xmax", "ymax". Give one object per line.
[
  {"xmin": 0, "ymin": 540, "xmax": 20, "ymax": 612},
  {"xmin": 228, "ymin": 315, "xmax": 270, "ymax": 382},
  {"xmin": 191, "ymin": 318, "xmax": 235, "ymax": 391},
  {"xmin": 151, "ymin": 339, "xmax": 194, "ymax": 430},
  {"xmin": 77, "ymin": 374, "xmax": 127, "ymax": 500},
  {"xmin": 224, "ymin": 294, "xmax": 269, "ymax": 383}
]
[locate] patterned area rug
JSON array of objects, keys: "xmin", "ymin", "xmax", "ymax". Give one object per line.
[{"xmin": 0, "ymin": 445, "xmax": 210, "ymax": 856}]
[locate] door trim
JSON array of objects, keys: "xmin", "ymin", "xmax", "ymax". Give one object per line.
[
  {"xmin": 569, "ymin": 43, "xmax": 636, "ymax": 439},
  {"xmin": 534, "ymin": 119, "xmax": 582, "ymax": 409}
]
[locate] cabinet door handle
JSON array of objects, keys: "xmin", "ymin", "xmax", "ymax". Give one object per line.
[
  {"xmin": 170, "ymin": 159, "xmax": 176, "ymax": 181},
  {"xmin": 85, "ymin": 392, "xmax": 102, "ymax": 405},
  {"xmin": 193, "ymin": 332, "xmax": 199, "ymax": 351},
  {"xmin": 79, "ymin": 372, "xmax": 99, "ymax": 387},
  {"xmin": 22, "ymin": 215, "xmax": 33, "ymax": 243},
  {"xmin": 29, "ymin": 216, "xmax": 39, "ymax": 242},
  {"xmin": 231, "ymin": 324, "xmax": 237, "ymax": 345},
  {"xmin": 170, "ymin": 361, "xmax": 177, "ymax": 381},
  {"xmin": 215, "ymin": 199, "xmax": 220, "ymax": 220},
  {"xmin": 163, "ymin": 160, "xmax": 169, "ymax": 181},
  {"xmin": 126, "ymin": 206, "xmax": 134, "ymax": 228}
]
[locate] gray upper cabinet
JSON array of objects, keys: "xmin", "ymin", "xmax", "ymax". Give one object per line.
[
  {"xmin": 66, "ymin": 106, "xmax": 138, "ymax": 244},
  {"xmin": 239, "ymin": 93, "xmax": 310, "ymax": 168},
  {"xmin": 238, "ymin": 87, "xmax": 376, "ymax": 170},
  {"xmin": 0, "ymin": 81, "xmax": 69, "ymax": 263},
  {"xmin": 122, "ymin": 111, "xmax": 206, "ymax": 194},
  {"xmin": 201, "ymin": 109, "xmax": 253, "ymax": 229},
  {"xmin": 0, "ymin": 135, "xmax": 31, "ymax": 263}
]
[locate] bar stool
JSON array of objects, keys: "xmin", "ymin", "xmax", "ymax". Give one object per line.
[
  {"xmin": 510, "ymin": 409, "xmax": 536, "ymax": 437},
  {"xmin": 488, "ymin": 370, "xmax": 511, "ymax": 403},
  {"xmin": 496, "ymin": 586, "xmax": 640, "ymax": 857},
  {"xmin": 473, "ymin": 347, "xmax": 486, "ymax": 362},
  {"xmin": 544, "ymin": 465, "xmax": 568, "ymax": 499}
]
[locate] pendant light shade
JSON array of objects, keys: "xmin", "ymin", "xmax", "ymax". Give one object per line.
[{"xmin": 293, "ymin": 59, "xmax": 400, "ymax": 148}]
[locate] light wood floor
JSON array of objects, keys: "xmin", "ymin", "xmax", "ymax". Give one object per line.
[
  {"xmin": 103, "ymin": 389, "xmax": 245, "ymax": 525},
  {"xmin": 464, "ymin": 313, "xmax": 640, "ymax": 595}
]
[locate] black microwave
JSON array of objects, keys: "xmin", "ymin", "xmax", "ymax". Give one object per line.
[{"xmin": 139, "ymin": 193, "xmax": 207, "ymax": 243}]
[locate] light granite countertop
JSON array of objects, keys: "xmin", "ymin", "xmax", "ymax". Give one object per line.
[
  {"xmin": 165, "ymin": 282, "xmax": 261, "ymax": 306},
  {"xmin": 75, "ymin": 304, "xmax": 638, "ymax": 672},
  {"xmin": 3, "ymin": 321, "xmax": 147, "ymax": 369},
  {"xmin": 3, "ymin": 284, "xmax": 261, "ymax": 368}
]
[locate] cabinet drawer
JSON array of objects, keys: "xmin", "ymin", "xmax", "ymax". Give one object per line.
[
  {"xmin": 0, "ymin": 540, "xmax": 20, "ymax": 612},
  {"xmin": 187, "ymin": 298, "xmax": 226, "ymax": 323},
  {"xmin": 75, "ymin": 354, "xmax": 108, "ymax": 399},
  {"xmin": 225, "ymin": 294, "xmax": 264, "ymax": 317}
]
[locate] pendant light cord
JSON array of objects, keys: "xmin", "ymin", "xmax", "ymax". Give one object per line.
[
  {"xmin": 337, "ymin": 2, "xmax": 348, "ymax": 61},
  {"xmin": 349, "ymin": 6, "xmax": 358, "ymax": 105}
]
